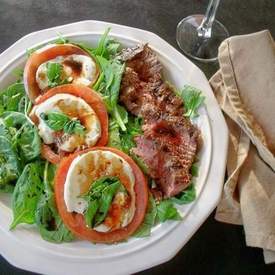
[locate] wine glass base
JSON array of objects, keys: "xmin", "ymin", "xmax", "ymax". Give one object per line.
[{"xmin": 176, "ymin": 14, "xmax": 229, "ymax": 63}]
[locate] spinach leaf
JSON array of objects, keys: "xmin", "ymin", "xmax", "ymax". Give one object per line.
[
  {"xmin": 2, "ymin": 111, "xmax": 41, "ymax": 162},
  {"xmin": 83, "ymin": 176, "xmax": 122, "ymax": 228},
  {"xmin": 46, "ymin": 62, "xmax": 63, "ymax": 88},
  {"xmin": 156, "ymin": 199, "xmax": 181, "ymax": 223},
  {"xmin": 177, "ymin": 85, "xmax": 205, "ymax": 118},
  {"xmin": 40, "ymin": 112, "xmax": 85, "ymax": 135},
  {"xmin": 35, "ymin": 162, "xmax": 74, "ymax": 243},
  {"xmin": 133, "ymin": 194, "xmax": 157, "ymax": 237},
  {"xmin": 0, "ymin": 83, "xmax": 25, "ymax": 114},
  {"xmin": 171, "ymin": 184, "xmax": 196, "ymax": 205},
  {"xmin": 10, "ymin": 162, "xmax": 44, "ymax": 229},
  {"xmin": 0, "ymin": 135, "xmax": 21, "ymax": 187}
]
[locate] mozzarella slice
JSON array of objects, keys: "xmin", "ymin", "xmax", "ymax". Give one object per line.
[
  {"xmin": 31, "ymin": 93, "xmax": 101, "ymax": 152},
  {"xmin": 36, "ymin": 54, "xmax": 97, "ymax": 90},
  {"xmin": 64, "ymin": 150, "xmax": 136, "ymax": 231}
]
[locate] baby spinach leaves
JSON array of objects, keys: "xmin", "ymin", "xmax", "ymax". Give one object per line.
[
  {"xmin": 35, "ymin": 162, "xmax": 74, "ymax": 243},
  {"xmin": 10, "ymin": 162, "xmax": 44, "ymax": 229},
  {"xmin": 2, "ymin": 111, "xmax": 41, "ymax": 163},
  {"xmin": 40, "ymin": 111, "xmax": 85, "ymax": 135},
  {"xmin": 0, "ymin": 83, "xmax": 25, "ymax": 115}
]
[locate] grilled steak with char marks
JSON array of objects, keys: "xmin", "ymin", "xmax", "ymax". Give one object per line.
[{"xmin": 119, "ymin": 45, "xmax": 200, "ymax": 198}]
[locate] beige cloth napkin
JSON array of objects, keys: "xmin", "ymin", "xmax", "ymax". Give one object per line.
[{"xmin": 209, "ymin": 30, "xmax": 275, "ymax": 263}]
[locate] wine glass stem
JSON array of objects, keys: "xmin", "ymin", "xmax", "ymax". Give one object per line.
[{"xmin": 197, "ymin": 0, "xmax": 221, "ymax": 38}]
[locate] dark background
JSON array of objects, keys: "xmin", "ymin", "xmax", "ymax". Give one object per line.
[{"xmin": 0, "ymin": 0, "xmax": 274, "ymax": 274}]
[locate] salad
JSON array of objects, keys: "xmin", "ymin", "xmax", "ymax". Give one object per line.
[{"xmin": 0, "ymin": 29, "xmax": 204, "ymax": 243}]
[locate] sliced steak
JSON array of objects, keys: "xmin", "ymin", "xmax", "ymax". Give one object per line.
[{"xmin": 119, "ymin": 45, "xmax": 201, "ymax": 198}]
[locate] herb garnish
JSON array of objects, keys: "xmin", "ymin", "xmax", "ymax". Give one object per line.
[{"xmin": 40, "ymin": 112, "xmax": 85, "ymax": 135}]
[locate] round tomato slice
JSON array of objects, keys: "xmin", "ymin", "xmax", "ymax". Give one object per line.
[
  {"xmin": 32, "ymin": 84, "xmax": 108, "ymax": 164},
  {"xmin": 24, "ymin": 43, "xmax": 100, "ymax": 102},
  {"xmin": 54, "ymin": 147, "xmax": 148, "ymax": 243}
]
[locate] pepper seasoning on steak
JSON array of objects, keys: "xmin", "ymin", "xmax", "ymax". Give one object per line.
[{"xmin": 119, "ymin": 45, "xmax": 200, "ymax": 198}]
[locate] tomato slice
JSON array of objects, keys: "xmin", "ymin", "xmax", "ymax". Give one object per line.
[
  {"xmin": 54, "ymin": 147, "xmax": 148, "ymax": 243},
  {"xmin": 24, "ymin": 43, "xmax": 100, "ymax": 102},
  {"xmin": 32, "ymin": 84, "xmax": 108, "ymax": 164}
]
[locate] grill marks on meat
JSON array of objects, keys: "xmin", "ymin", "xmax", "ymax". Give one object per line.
[{"xmin": 120, "ymin": 45, "xmax": 200, "ymax": 198}]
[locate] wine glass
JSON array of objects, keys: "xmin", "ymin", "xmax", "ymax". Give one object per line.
[{"xmin": 176, "ymin": 0, "xmax": 229, "ymax": 63}]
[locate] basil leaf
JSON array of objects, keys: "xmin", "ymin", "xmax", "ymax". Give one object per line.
[
  {"xmin": 83, "ymin": 176, "xmax": 122, "ymax": 228},
  {"xmin": 35, "ymin": 162, "xmax": 74, "ymax": 243},
  {"xmin": 156, "ymin": 199, "xmax": 181, "ymax": 223},
  {"xmin": 10, "ymin": 162, "xmax": 44, "ymax": 229},
  {"xmin": 94, "ymin": 181, "xmax": 120, "ymax": 226},
  {"xmin": 84, "ymin": 200, "xmax": 99, "ymax": 228},
  {"xmin": 177, "ymin": 85, "xmax": 205, "ymax": 118},
  {"xmin": 133, "ymin": 194, "xmax": 157, "ymax": 237},
  {"xmin": 46, "ymin": 62, "xmax": 63, "ymax": 88},
  {"xmin": 63, "ymin": 119, "xmax": 85, "ymax": 135},
  {"xmin": 171, "ymin": 184, "xmax": 196, "ymax": 205},
  {"xmin": 40, "ymin": 112, "xmax": 69, "ymax": 131},
  {"xmin": 40, "ymin": 112, "xmax": 85, "ymax": 135}
]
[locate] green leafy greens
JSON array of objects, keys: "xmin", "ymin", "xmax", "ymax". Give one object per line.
[
  {"xmin": 10, "ymin": 162, "xmax": 44, "ymax": 229},
  {"xmin": 156, "ymin": 199, "xmax": 182, "ymax": 223},
  {"xmin": 35, "ymin": 162, "xmax": 74, "ymax": 243},
  {"xmin": 40, "ymin": 111, "xmax": 85, "ymax": 135},
  {"xmin": 46, "ymin": 62, "xmax": 64, "ymax": 88},
  {"xmin": 133, "ymin": 194, "xmax": 157, "ymax": 237},
  {"xmin": 177, "ymin": 85, "xmax": 205, "ymax": 118},
  {"xmin": 82, "ymin": 176, "xmax": 124, "ymax": 228}
]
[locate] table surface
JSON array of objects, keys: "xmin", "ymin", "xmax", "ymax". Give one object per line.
[{"xmin": 0, "ymin": 0, "xmax": 274, "ymax": 274}]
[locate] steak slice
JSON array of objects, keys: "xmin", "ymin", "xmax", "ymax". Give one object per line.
[{"xmin": 119, "ymin": 45, "xmax": 201, "ymax": 198}]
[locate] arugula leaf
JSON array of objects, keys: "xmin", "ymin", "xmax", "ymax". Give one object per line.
[
  {"xmin": 10, "ymin": 162, "xmax": 44, "ymax": 229},
  {"xmin": 83, "ymin": 176, "xmax": 122, "ymax": 228},
  {"xmin": 94, "ymin": 27, "xmax": 111, "ymax": 57},
  {"xmin": 0, "ymin": 83, "xmax": 25, "ymax": 114},
  {"xmin": 156, "ymin": 199, "xmax": 181, "ymax": 223},
  {"xmin": 96, "ymin": 56, "xmax": 126, "ymax": 131},
  {"xmin": 171, "ymin": 184, "xmax": 196, "ymax": 205},
  {"xmin": 108, "ymin": 120, "xmax": 122, "ymax": 150},
  {"xmin": 178, "ymin": 85, "xmax": 205, "ymax": 118},
  {"xmin": 35, "ymin": 162, "xmax": 74, "ymax": 243},
  {"xmin": 46, "ymin": 62, "xmax": 63, "ymax": 88},
  {"xmin": 40, "ymin": 112, "xmax": 85, "ymax": 135},
  {"xmin": 133, "ymin": 194, "xmax": 157, "ymax": 237},
  {"xmin": 2, "ymin": 111, "xmax": 41, "ymax": 163}
]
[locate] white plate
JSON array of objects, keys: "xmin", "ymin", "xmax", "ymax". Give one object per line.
[{"xmin": 0, "ymin": 20, "xmax": 228, "ymax": 275}]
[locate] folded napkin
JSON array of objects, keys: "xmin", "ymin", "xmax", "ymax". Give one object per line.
[{"xmin": 209, "ymin": 30, "xmax": 275, "ymax": 263}]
